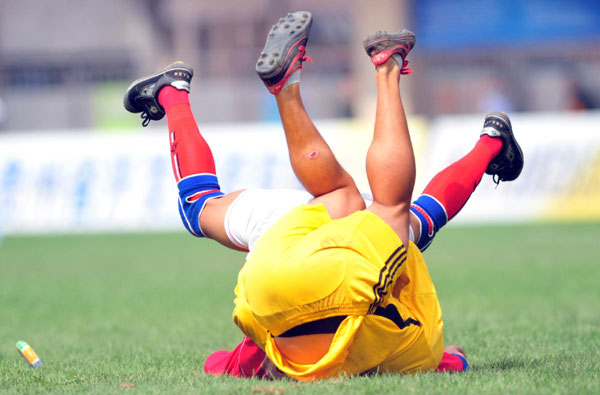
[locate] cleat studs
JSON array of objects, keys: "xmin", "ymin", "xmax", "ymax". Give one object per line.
[
  {"xmin": 284, "ymin": 23, "xmax": 289, "ymax": 28},
  {"xmin": 258, "ymin": 61, "xmax": 264, "ymax": 66},
  {"xmin": 279, "ymin": 18, "xmax": 284, "ymax": 23},
  {"xmin": 272, "ymin": 51, "xmax": 279, "ymax": 56},
  {"xmin": 289, "ymin": 17, "xmax": 295, "ymax": 22},
  {"xmin": 296, "ymin": 24, "xmax": 301, "ymax": 29},
  {"xmin": 269, "ymin": 59, "xmax": 275, "ymax": 65},
  {"xmin": 261, "ymin": 52, "xmax": 267, "ymax": 58},
  {"xmin": 303, "ymin": 13, "xmax": 308, "ymax": 18},
  {"xmin": 290, "ymin": 30, "xmax": 295, "ymax": 35},
  {"xmin": 269, "ymin": 32, "xmax": 274, "ymax": 37},
  {"xmin": 300, "ymin": 19, "xmax": 306, "ymax": 23}
]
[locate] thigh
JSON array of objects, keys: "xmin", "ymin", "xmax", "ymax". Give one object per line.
[{"xmin": 367, "ymin": 202, "xmax": 411, "ymax": 248}]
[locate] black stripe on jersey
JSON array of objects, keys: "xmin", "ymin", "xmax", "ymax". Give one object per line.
[
  {"xmin": 368, "ymin": 247, "xmax": 401, "ymax": 314},
  {"xmin": 368, "ymin": 245, "xmax": 405, "ymax": 314},
  {"xmin": 378, "ymin": 249, "xmax": 406, "ymax": 296},
  {"xmin": 377, "ymin": 251, "xmax": 407, "ymax": 302},
  {"xmin": 374, "ymin": 303, "xmax": 421, "ymax": 329}
]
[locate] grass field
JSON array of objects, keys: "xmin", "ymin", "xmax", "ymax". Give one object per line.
[{"xmin": 1, "ymin": 223, "xmax": 599, "ymax": 394}]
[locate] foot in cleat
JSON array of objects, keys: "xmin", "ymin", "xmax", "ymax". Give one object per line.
[
  {"xmin": 363, "ymin": 30, "xmax": 416, "ymax": 71},
  {"xmin": 480, "ymin": 111, "xmax": 524, "ymax": 183},
  {"xmin": 123, "ymin": 61, "xmax": 193, "ymax": 126},
  {"xmin": 256, "ymin": 11, "xmax": 313, "ymax": 95}
]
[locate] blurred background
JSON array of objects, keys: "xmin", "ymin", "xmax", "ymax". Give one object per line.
[
  {"xmin": 2, "ymin": 0, "xmax": 600, "ymax": 129},
  {"xmin": 1, "ymin": 0, "xmax": 599, "ymax": 234}
]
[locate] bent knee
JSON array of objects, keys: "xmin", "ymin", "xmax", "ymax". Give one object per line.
[{"xmin": 177, "ymin": 174, "xmax": 224, "ymax": 237}]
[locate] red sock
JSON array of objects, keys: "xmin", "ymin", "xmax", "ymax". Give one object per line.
[
  {"xmin": 422, "ymin": 135, "xmax": 502, "ymax": 220},
  {"xmin": 437, "ymin": 352, "xmax": 469, "ymax": 372},
  {"xmin": 158, "ymin": 86, "xmax": 216, "ymax": 182},
  {"xmin": 204, "ymin": 336, "xmax": 268, "ymax": 378}
]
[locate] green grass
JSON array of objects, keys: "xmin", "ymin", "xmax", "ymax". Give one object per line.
[{"xmin": 1, "ymin": 223, "xmax": 599, "ymax": 394}]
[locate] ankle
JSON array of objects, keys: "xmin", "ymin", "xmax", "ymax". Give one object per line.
[
  {"xmin": 158, "ymin": 86, "xmax": 190, "ymax": 112},
  {"xmin": 276, "ymin": 82, "xmax": 301, "ymax": 100},
  {"xmin": 281, "ymin": 69, "xmax": 301, "ymax": 92},
  {"xmin": 375, "ymin": 60, "xmax": 401, "ymax": 80},
  {"xmin": 478, "ymin": 134, "xmax": 503, "ymax": 158}
]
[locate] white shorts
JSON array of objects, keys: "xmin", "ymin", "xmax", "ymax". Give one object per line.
[
  {"xmin": 223, "ymin": 188, "xmax": 414, "ymax": 254},
  {"xmin": 224, "ymin": 188, "xmax": 312, "ymax": 251}
]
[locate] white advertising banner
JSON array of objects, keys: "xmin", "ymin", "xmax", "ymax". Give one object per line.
[
  {"xmin": 0, "ymin": 124, "xmax": 298, "ymax": 234},
  {"xmin": 1, "ymin": 112, "xmax": 599, "ymax": 234},
  {"xmin": 417, "ymin": 111, "xmax": 600, "ymax": 223}
]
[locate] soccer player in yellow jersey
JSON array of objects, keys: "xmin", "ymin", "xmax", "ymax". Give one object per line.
[{"xmin": 124, "ymin": 11, "xmax": 523, "ymax": 380}]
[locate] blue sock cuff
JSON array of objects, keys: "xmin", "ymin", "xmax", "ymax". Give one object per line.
[
  {"xmin": 178, "ymin": 174, "xmax": 221, "ymax": 197},
  {"xmin": 451, "ymin": 353, "xmax": 469, "ymax": 371},
  {"xmin": 413, "ymin": 195, "xmax": 448, "ymax": 228},
  {"xmin": 177, "ymin": 174, "xmax": 224, "ymax": 237},
  {"xmin": 410, "ymin": 195, "xmax": 448, "ymax": 252}
]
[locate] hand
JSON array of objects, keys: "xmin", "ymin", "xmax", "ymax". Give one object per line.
[
  {"xmin": 444, "ymin": 344, "xmax": 466, "ymax": 359},
  {"xmin": 260, "ymin": 356, "xmax": 287, "ymax": 380}
]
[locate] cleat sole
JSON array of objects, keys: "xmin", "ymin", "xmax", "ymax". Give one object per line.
[
  {"xmin": 256, "ymin": 11, "xmax": 312, "ymax": 81},
  {"xmin": 363, "ymin": 30, "xmax": 416, "ymax": 66}
]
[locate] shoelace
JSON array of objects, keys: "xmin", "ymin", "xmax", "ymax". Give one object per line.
[
  {"xmin": 140, "ymin": 112, "xmax": 151, "ymax": 127},
  {"xmin": 492, "ymin": 174, "xmax": 501, "ymax": 187},
  {"xmin": 298, "ymin": 45, "xmax": 313, "ymax": 65},
  {"xmin": 400, "ymin": 60, "xmax": 413, "ymax": 75}
]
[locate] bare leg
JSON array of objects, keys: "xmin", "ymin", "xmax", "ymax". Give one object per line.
[
  {"xmin": 366, "ymin": 59, "xmax": 415, "ymax": 247},
  {"xmin": 275, "ymin": 84, "xmax": 364, "ymax": 218},
  {"xmin": 199, "ymin": 190, "xmax": 248, "ymax": 251}
]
